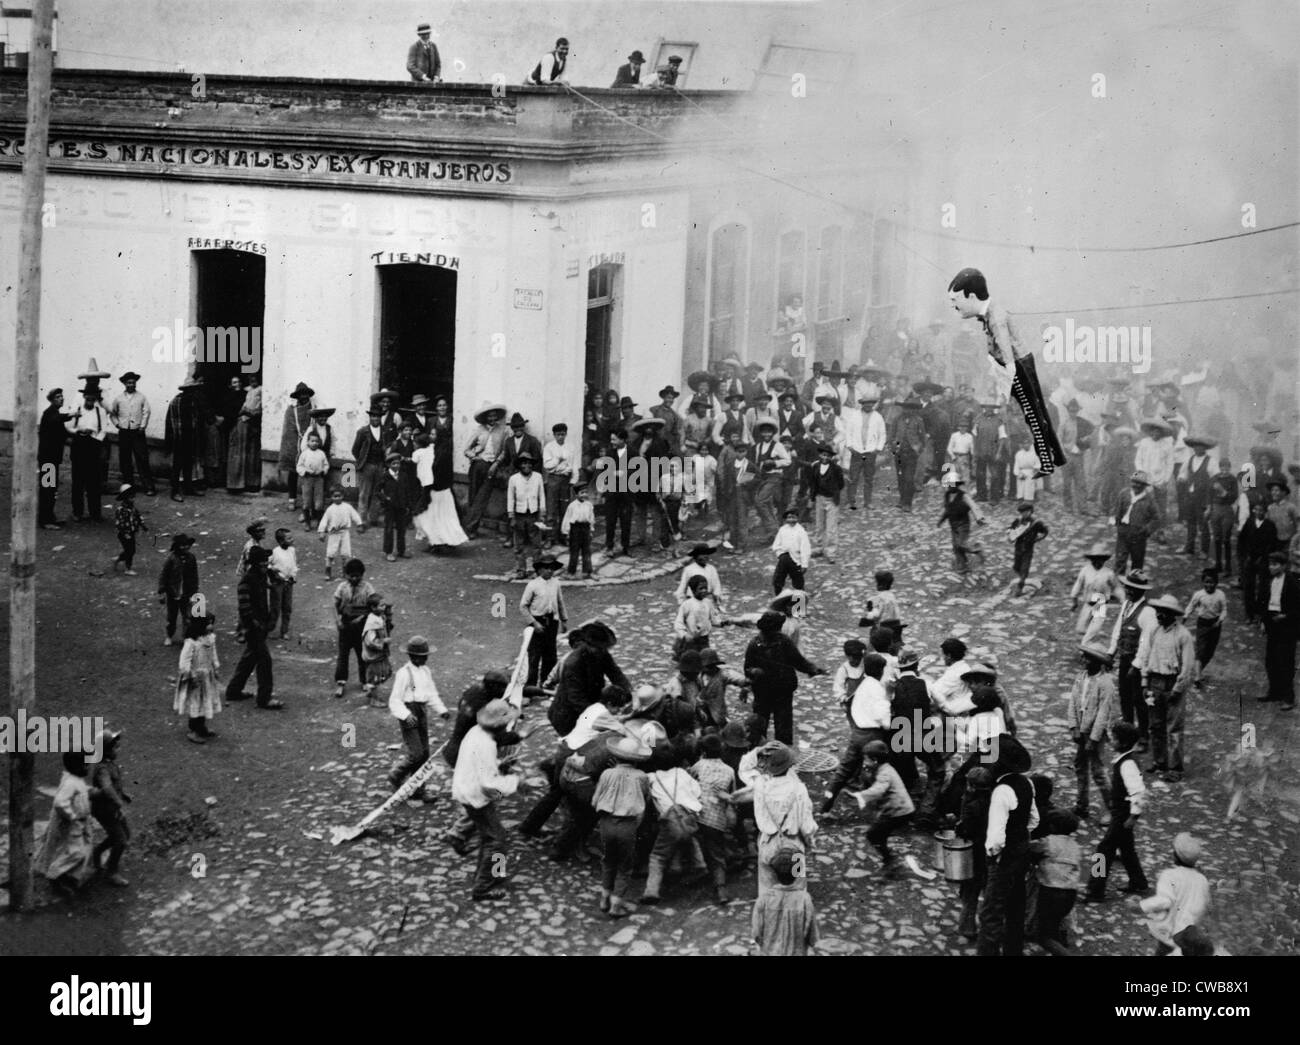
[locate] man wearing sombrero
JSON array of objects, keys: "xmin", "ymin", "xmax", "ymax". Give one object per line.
[
  {"xmin": 1108, "ymin": 570, "xmax": 1157, "ymax": 750},
  {"xmin": 462, "ymin": 403, "xmax": 508, "ymax": 538},
  {"xmin": 947, "ymin": 268, "xmax": 1066, "ymax": 476},
  {"xmin": 1135, "ymin": 594, "xmax": 1195, "ymax": 781},
  {"xmin": 748, "ymin": 419, "xmax": 790, "ymax": 538},
  {"xmin": 1134, "ymin": 415, "xmax": 1175, "ymax": 541}
]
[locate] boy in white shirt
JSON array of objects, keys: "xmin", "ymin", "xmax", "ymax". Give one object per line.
[
  {"xmin": 519, "ymin": 554, "xmax": 567, "ymax": 685},
  {"xmin": 387, "ymin": 634, "xmax": 450, "ymax": 799},
  {"xmin": 675, "ymin": 543, "xmax": 724, "ymax": 606},
  {"xmin": 947, "ymin": 421, "xmax": 975, "ymax": 482},
  {"xmin": 674, "ymin": 575, "xmax": 723, "ymax": 658},
  {"xmin": 542, "ymin": 423, "xmax": 579, "ymax": 536},
  {"xmin": 770, "ymin": 506, "xmax": 811, "ymax": 595},
  {"xmin": 296, "ymin": 431, "xmax": 331, "ymax": 530},
  {"xmin": 318, "ymin": 486, "xmax": 363, "ymax": 579},
  {"xmin": 561, "ymin": 481, "xmax": 595, "ymax": 578},
  {"xmin": 507, "ymin": 452, "xmax": 546, "ymax": 579},
  {"xmin": 682, "ymin": 440, "xmax": 717, "ymax": 528},
  {"xmin": 268, "ymin": 527, "xmax": 299, "ymax": 640}
]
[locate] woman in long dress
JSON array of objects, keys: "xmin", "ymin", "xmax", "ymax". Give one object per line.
[
  {"xmin": 226, "ymin": 375, "xmax": 262, "ymax": 492},
  {"xmin": 415, "ymin": 426, "xmax": 468, "ymax": 551}
]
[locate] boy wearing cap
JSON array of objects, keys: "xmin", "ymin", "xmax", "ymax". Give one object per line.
[
  {"xmin": 1135, "ymin": 595, "xmax": 1195, "ymax": 781},
  {"xmin": 1141, "ymin": 832, "xmax": 1213, "ymax": 955},
  {"xmin": 520, "ymin": 554, "xmax": 567, "ymax": 685},
  {"xmin": 560, "ymin": 481, "xmax": 594, "ymax": 577},
  {"xmin": 451, "ymin": 699, "xmax": 520, "ymax": 901},
  {"xmin": 1086, "ymin": 722, "xmax": 1149, "ymax": 902},
  {"xmin": 387, "ymin": 635, "xmax": 450, "ymax": 796},
  {"xmin": 157, "ymin": 533, "xmax": 200, "ymax": 645},
  {"xmin": 1068, "ymin": 642, "xmax": 1117, "ymax": 818},
  {"xmin": 380, "ymin": 452, "xmax": 415, "ymax": 562},
  {"xmin": 696, "ymin": 648, "xmax": 749, "ymax": 730}
]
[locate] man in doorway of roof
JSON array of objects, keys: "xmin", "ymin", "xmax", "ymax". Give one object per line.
[{"xmin": 407, "ymin": 23, "xmax": 442, "ymax": 83}]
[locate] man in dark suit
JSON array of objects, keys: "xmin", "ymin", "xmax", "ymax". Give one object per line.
[
  {"xmin": 1261, "ymin": 551, "xmax": 1299, "ymax": 710},
  {"xmin": 350, "ymin": 407, "xmax": 389, "ymax": 530},
  {"xmin": 38, "ymin": 388, "xmax": 71, "ymax": 529},
  {"xmin": 407, "ymin": 23, "xmax": 442, "ymax": 83},
  {"xmin": 611, "ymin": 50, "xmax": 645, "ymax": 87},
  {"xmin": 601, "ymin": 428, "xmax": 633, "ymax": 557},
  {"xmin": 805, "ymin": 442, "xmax": 845, "ymax": 563}
]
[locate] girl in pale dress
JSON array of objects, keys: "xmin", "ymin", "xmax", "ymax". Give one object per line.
[
  {"xmin": 174, "ymin": 613, "xmax": 222, "ymax": 744},
  {"xmin": 33, "ymin": 751, "xmax": 96, "ymax": 895},
  {"xmin": 1069, "ymin": 544, "xmax": 1119, "ymax": 634},
  {"xmin": 415, "ymin": 427, "xmax": 469, "ymax": 551}
]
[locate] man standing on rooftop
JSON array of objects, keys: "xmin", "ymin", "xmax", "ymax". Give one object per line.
[
  {"xmin": 526, "ymin": 38, "xmax": 570, "ymax": 85},
  {"xmin": 407, "ymin": 22, "xmax": 442, "ymax": 83}
]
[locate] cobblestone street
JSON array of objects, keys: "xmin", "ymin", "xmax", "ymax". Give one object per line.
[{"xmin": 3, "ymin": 463, "xmax": 1297, "ymax": 956}]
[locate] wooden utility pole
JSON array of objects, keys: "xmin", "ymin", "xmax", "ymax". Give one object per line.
[{"xmin": 8, "ymin": 0, "xmax": 55, "ymax": 913}]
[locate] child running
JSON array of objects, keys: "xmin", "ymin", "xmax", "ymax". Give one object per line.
[
  {"xmin": 1183, "ymin": 568, "xmax": 1228, "ymax": 688},
  {"xmin": 1007, "ymin": 501, "xmax": 1049, "ymax": 595}
]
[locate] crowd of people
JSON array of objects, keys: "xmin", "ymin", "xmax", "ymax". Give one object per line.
[{"xmin": 30, "ymin": 300, "xmax": 1294, "ymax": 957}]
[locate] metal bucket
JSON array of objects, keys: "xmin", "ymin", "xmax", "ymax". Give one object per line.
[
  {"xmin": 942, "ymin": 836, "xmax": 974, "ymax": 882},
  {"xmin": 932, "ymin": 829, "xmax": 955, "ymax": 872}
]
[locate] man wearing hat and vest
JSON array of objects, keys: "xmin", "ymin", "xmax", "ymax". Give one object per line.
[
  {"xmin": 1085, "ymin": 721, "xmax": 1150, "ymax": 903},
  {"xmin": 38, "ymin": 388, "xmax": 72, "ymax": 528},
  {"xmin": 463, "ymin": 404, "xmax": 508, "ymax": 538},
  {"xmin": 226, "ymin": 546, "xmax": 283, "ymax": 710},
  {"xmin": 66, "ymin": 384, "xmax": 114, "ymax": 522},
  {"xmin": 1110, "ymin": 570, "xmax": 1157, "ymax": 751},
  {"xmin": 109, "ymin": 371, "xmax": 155, "ymax": 495},
  {"xmin": 1136, "ymin": 594, "xmax": 1196, "ymax": 782},
  {"xmin": 1180, "ymin": 436, "xmax": 1217, "ymax": 557},
  {"xmin": 749, "ymin": 420, "xmax": 790, "ymax": 538},
  {"xmin": 277, "ymin": 381, "xmax": 316, "ymax": 508},
  {"xmin": 611, "ymin": 49, "xmax": 645, "ymax": 87},
  {"xmin": 1113, "ymin": 471, "xmax": 1161, "ymax": 573},
  {"xmin": 1261, "ymin": 551, "xmax": 1299, "ymax": 710},
  {"xmin": 980, "ymin": 735, "xmax": 1037, "ymax": 956},
  {"xmin": 407, "ymin": 23, "xmax": 442, "ymax": 82}
]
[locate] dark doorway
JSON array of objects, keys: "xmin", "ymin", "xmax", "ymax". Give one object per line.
[
  {"xmin": 585, "ymin": 263, "xmax": 619, "ymax": 394},
  {"xmin": 377, "ymin": 264, "xmax": 457, "ymax": 405},
  {"xmin": 193, "ymin": 249, "xmax": 265, "ymax": 412}
]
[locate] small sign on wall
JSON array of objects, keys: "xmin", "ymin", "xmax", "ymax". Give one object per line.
[{"xmin": 513, "ymin": 288, "xmax": 544, "ymax": 310}]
